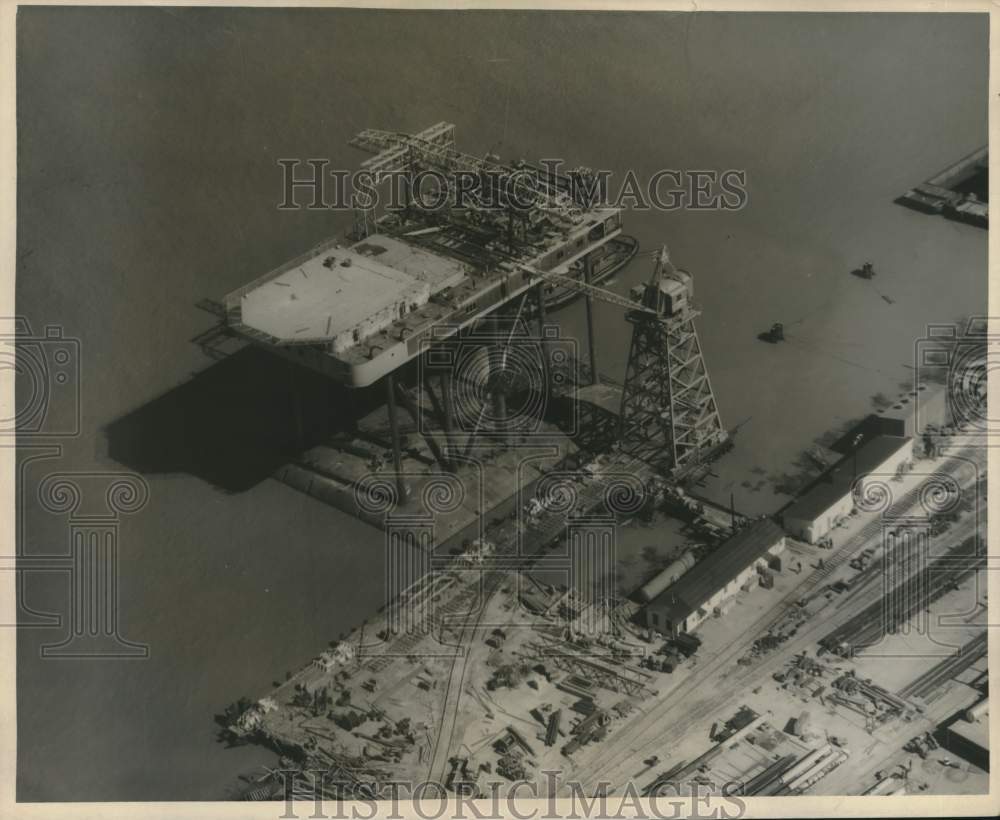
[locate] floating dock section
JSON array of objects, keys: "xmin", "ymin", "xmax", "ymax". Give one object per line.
[{"xmin": 897, "ymin": 145, "xmax": 987, "ymax": 228}]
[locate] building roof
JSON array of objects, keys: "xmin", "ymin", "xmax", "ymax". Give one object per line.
[
  {"xmin": 781, "ymin": 435, "xmax": 912, "ymax": 524},
  {"xmin": 647, "ymin": 519, "xmax": 785, "ymax": 624}
]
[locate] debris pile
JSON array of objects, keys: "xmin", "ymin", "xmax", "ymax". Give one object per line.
[
  {"xmin": 494, "ymin": 726, "xmax": 537, "ymax": 780},
  {"xmin": 562, "ymin": 708, "xmax": 611, "ymax": 756},
  {"xmin": 772, "ymin": 653, "xmax": 837, "ymax": 701}
]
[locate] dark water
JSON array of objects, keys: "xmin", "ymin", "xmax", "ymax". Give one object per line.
[{"xmin": 16, "ymin": 8, "xmax": 986, "ymax": 800}]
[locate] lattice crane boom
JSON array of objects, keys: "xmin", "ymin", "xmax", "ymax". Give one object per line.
[{"xmin": 514, "ymin": 260, "xmax": 658, "ymax": 316}]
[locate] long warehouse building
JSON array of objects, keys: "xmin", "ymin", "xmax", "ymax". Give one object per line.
[
  {"xmin": 644, "ymin": 519, "xmax": 786, "ymax": 638},
  {"xmin": 780, "ymin": 435, "xmax": 914, "ymax": 544}
]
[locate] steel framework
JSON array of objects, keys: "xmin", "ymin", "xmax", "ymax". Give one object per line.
[
  {"xmin": 618, "ymin": 248, "xmax": 727, "ymax": 477},
  {"xmin": 534, "ymin": 646, "xmax": 653, "ymax": 697},
  {"xmin": 350, "ymin": 124, "xmax": 649, "ymax": 315}
]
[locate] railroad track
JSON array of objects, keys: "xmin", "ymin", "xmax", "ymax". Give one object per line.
[
  {"xmin": 563, "ymin": 560, "xmax": 858, "ymax": 791},
  {"xmin": 819, "ymin": 534, "xmax": 983, "ymax": 655},
  {"xmin": 768, "ymin": 450, "xmax": 984, "ymax": 630},
  {"xmin": 362, "ymin": 452, "xmax": 653, "ymax": 676},
  {"xmin": 565, "ymin": 563, "xmax": 898, "ymax": 792},
  {"xmin": 564, "ymin": 447, "xmax": 985, "ymax": 791},
  {"xmin": 897, "ymin": 630, "xmax": 988, "ymax": 701},
  {"xmin": 424, "ymin": 452, "xmax": 655, "ymax": 782}
]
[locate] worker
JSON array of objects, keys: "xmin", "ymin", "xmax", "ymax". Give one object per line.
[{"xmin": 861, "ymin": 261, "xmax": 875, "ymax": 278}]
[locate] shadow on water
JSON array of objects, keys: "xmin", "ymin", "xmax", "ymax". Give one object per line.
[{"xmin": 104, "ymin": 344, "xmax": 382, "ymax": 492}]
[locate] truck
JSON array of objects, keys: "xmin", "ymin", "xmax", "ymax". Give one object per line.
[{"xmin": 849, "ymin": 547, "xmax": 876, "ymax": 572}]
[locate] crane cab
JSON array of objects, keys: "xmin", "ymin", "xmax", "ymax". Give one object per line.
[{"xmin": 630, "ymin": 254, "xmax": 694, "ymax": 318}]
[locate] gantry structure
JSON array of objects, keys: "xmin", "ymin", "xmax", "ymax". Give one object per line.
[{"xmin": 618, "ymin": 248, "xmax": 728, "ymax": 478}]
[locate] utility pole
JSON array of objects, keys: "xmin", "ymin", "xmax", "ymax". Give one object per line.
[
  {"xmin": 536, "ymin": 283, "xmax": 551, "ymax": 402},
  {"xmin": 852, "ymin": 433, "xmax": 865, "ymax": 481},
  {"xmin": 583, "ymin": 252, "xmax": 599, "ymax": 385}
]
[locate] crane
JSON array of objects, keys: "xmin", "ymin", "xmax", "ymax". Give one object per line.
[
  {"xmin": 511, "ymin": 248, "xmax": 669, "ymax": 317},
  {"xmin": 513, "ymin": 259, "xmax": 657, "ymax": 315},
  {"xmin": 455, "ymin": 250, "xmax": 667, "ymax": 455}
]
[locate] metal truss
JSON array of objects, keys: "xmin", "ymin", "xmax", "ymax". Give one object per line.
[{"xmin": 619, "ymin": 305, "xmax": 726, "ymax": 477}]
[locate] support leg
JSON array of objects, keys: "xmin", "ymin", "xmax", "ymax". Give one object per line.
[
  {"xmin": 536, "ymin": 283, "xmax": 551, "ymax": 402},
  {"xmin": 583, "ymin": 252, "xmax": 599, "ymax": 386},
  {"xmin": 385, "ymin": 373, "xmax": 408, "ymax": 501},
  {"xmin": 440, "ymin": 370, "xmax": 456, "ymax": 470},
  {"xmin": 489, "ymin": 313, "xmax": 509, "ymax": 445},
  {"xmin": 289, "ymin": 362, "xmax": 304, "ymax": 451}
]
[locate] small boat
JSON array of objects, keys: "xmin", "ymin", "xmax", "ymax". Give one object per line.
[
  {"xmin": 757, "ymin": 322, "xmax": 785, "ymax": 344},
  {"xmin": 851, "ymin": 262, "xmax": 876, "ymax": 280},
  {"xmin": 537, "ymin": 235, "xmax": 639, "ymax": 313}
]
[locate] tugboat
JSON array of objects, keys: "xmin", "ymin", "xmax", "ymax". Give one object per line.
[
  {"xmin": 535, "ymin": 235, "xmax": 639, "ymax": 312},
  {"xmin": 853, "ymin": 261, "xmax": 876, "ymax": 280},
  {"xmin": 758, "ymin": 322, "xmax": 785, "ymax": 344}
]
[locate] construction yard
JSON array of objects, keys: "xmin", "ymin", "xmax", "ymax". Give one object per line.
[
  {"xmin": 555, "ymin": 435, "xmax": 987, "ymax": 798},
  {"xmin": 226, "ymin": 428, "xmax": 988, "ymax": 801}
]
